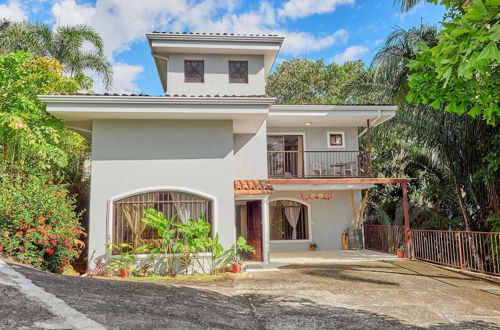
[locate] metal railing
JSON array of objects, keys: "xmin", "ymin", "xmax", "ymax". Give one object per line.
[
  {"xmin": 364, "ymin": 224, "xmax": 405, "ymax": 254},
  {"xmin": 412, "ymin": 229, "xmax": 500, "ymax": 276},
  {"xmin": 364, "ymin": 224, "xmax": 500, "ymax": 276},
  {"xmin": 267, "ymin": 150, "xmax": 371, "ymax": 178}
]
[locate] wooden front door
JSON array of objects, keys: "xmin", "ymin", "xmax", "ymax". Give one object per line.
[{"xmin": 246, "ymin": 201, "xmax": 263, "ymax": 261}]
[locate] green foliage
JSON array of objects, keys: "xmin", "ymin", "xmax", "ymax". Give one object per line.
[
  {"xmin": 0, "ymin": 52, "xmax": 89, "ymax": 179},
  {"xmin": 0, "ymin": 176, "xmax": 84, "ymax": 273},
  {"xmin": 106, "ymin": 243, "xmax": 150, "ymax": 275},
  {"xmin": 0, "ymin": 20, "xmax": 112, "ymax": 89},
  {"xmin": 357, "ymin": 22, "xmax": 499, "ymax": 230},
  {"xmin": 407, "ymin": 0, "xmax": 500, "ymax": 124},
  {"xmin": 105, "ymin": 209, "xmax": 255, "ymax": 276},
  {"xmin": 266, "ymin": 58, "xmax": 370, "ymax": 104}
]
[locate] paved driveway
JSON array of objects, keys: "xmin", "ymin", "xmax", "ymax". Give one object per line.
[{"xmin": 1, "ymin": 258, "xmax": 499, "ymax": 329}]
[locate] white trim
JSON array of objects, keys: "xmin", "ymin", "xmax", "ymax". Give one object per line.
[
  {"xmin": 327, "ymin": 131, "xmax": 345, "ymax": 149},
  {"xmin": 106, "ymin": 186, "xmax": 218, "ymax": 254},
  {"xmin": 270, "ymin": 105, "xmax": 397, "ymax": 111},
  {"xmin": 39, "ymin": 95, "xmax": 275, "ymax": 105},
  {"xmin": 269, "ymin": 197, "xmax": 312, "ymax": 243}
]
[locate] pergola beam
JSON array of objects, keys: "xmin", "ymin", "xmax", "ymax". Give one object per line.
[{"xmin": 269, "ymin": 178, "xmax": 410, "ymax": 185}]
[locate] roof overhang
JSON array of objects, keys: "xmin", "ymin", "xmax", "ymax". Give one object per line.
[
  {"xmin": 147, "ymin": 33, "xmax": 284, "ymax": 93},
  {"xmin": 39, "ymin": 95, "xmax": 275, "ymax": 136},
  {"xmin": 268, "ymin": 105, "xmax": 397, "ymax": 128}
]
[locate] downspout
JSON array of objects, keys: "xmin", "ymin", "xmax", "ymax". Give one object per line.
[
  {"xmin": 152, "ymin": 54, "xmax": 170, "ymax": 93},
  {"xmin": 359, "ymin": 109, "xmax": 382, "ymax": 137}
]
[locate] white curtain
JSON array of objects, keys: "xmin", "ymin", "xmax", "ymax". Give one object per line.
[
  {"xmin": 284, "ymin": 207, "xmax": 301, "ymax": 239},
  {"xmin": 174, "ymin": 202, "xmax": 191, "ymax": 223}
]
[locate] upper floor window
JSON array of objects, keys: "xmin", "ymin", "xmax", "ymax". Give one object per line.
[
  {"xmin": 229, "ymin": 61, "xmax": 248, "ymax": 83},
  {"xmin": 184, "ymin": 60, "xmax": 204, "ymax": 83},
  {"xmin": 327, "ymin": 131, "xmax": 345, "ymax": 148}
]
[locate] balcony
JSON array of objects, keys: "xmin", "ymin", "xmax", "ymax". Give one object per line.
[{"xmin": 267, "ymin": 150, "xmax": 372, "ymax": 178}]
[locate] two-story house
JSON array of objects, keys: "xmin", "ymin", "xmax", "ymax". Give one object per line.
[{"xmin": 40, "ymin": 32, "xmax": 396, "ymax": 270}]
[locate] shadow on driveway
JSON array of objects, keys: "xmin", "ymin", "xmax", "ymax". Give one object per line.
[{"xmin": 7, "ymin": 263, "xmax": 500, "ymax": 330}]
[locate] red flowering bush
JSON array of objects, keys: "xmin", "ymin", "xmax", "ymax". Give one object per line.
[{"xmin": 0, "ymin": 176, "xmax": 85, "ymax": 273}]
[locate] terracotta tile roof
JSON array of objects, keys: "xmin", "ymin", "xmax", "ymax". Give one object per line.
[
  {"xmin": 48, "ymin": 92, "xmax": 268, "ymax": 98},
  {"xmin": 150, "ymin": 31, "xmax": 281, "ymax": 37},
  {"xmin": 234, "ymin": 180, "xmax": 274, "ymax": 195}
]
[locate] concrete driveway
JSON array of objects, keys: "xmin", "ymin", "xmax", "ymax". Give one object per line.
[{"xmin": 0, "ymin": 258, "xmax": 499, "ymax": 329}]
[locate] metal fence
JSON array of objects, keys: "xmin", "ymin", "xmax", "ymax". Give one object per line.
[
  {"xmin": 412, "ymin": 229, "xmax": 500, "ymax": 276},
  {"xmin": 267, "ymin": 150, "xmax": 370, "ymax": 178},
  {"xmin": 364, "ymin": 224, "xmax": 500, "ymax": 276},
  {"xmin": 363, "ymin": 224, "xmax": 405, "ymax": 254}
]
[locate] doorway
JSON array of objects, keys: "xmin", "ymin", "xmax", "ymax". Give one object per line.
[
  {"xmin": 235, "ymin": 200, "xmax": 263, "ymax": 261},
  {"xmin": 267, "ymin": 135, "xmax": 304, "ymax": 177}
]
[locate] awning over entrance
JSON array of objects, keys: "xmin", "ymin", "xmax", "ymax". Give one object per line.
[{"xmin": 234, "ymin": 180, "xmax": 274, "ymax": 195}]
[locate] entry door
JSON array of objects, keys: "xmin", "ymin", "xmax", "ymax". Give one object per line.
[{"xmin": 246, "ymin": 201, "xmax": 263, "ymax": 261}]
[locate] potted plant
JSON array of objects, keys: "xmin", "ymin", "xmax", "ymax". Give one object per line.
[
  {"xmin": 228, "ymin": 237, "xmax": 255, "ymax": 273},
  {"xmin": 397, "ymin": 246, "xmax": 405, "ymax": 258},
  {"xmin": 309, "ymin": 243, "xmax": 318, "ymax": 251},
  {"xmin": 106, "ymin": 243, "xmax": 149, "ymax": 277}
]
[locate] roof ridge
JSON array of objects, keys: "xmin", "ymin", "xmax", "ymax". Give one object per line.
[{"xmin": 150, "ymin": 31, "xmax": 281, "ymax": 37}]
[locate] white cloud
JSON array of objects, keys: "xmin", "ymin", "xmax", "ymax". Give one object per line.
[
  {"xmin": 281, "ymin": 29, "xmax": 348, "ymax": 55},
  {"xmin": 331, "ymin": 45, "xmax": 369, "ymax": 64},
  {"xmin": 279, "ymin": 0, "xmax": 355, "ymax": 20},
  {"xmin": 90, "ymin": 62, "xmax": 143, "ymax": 94},
  {"xmin": 0, "ymin": 0, "xmax": 27, "ymax": 22}
]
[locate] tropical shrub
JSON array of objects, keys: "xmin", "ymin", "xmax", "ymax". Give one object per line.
[
  {"xmin": 0, "ymin": 175, "xmax": 84, "ymax": 272},
  {"xmin": 105, "ymin": 209, "xmax": 255, "ymax": 277}
]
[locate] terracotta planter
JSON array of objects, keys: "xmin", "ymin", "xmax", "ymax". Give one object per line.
[
  {"xmin": 397, "ymin": 251, "xmax": 405, "ymax": 258},
  {"xmin": 231, "ymin": 264, "xmax": 242, "ymax": 273},
  {"xmin": 118, "ymin": 268, "xmax": 129, "ymax": 277},
  {"xmin": 310, "ymin": 247, "xmax": 318, "ymax": 251}
]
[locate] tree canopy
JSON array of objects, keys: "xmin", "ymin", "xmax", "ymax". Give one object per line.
[
  {"xmin": 0, "ymin": 51, "xmax": 88, "ymax": 180},
  {"xmin": 0, "ymin": 21, "xmax": 112, "ymax": 90},
  {"xmin": 407, "ymin": 0, "xmax": 500, "ymax": 125},
  {"xmin": 266, "ymin": 58, "xmax": 370, "ymax": 104}
]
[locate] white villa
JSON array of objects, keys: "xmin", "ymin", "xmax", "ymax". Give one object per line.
[{"xmin": 40, "ymin": 32, "xmax": 397, "ymax": 269}]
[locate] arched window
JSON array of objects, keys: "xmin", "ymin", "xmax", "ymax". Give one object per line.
[
  {"xmin": 112, "ymin": 191, "xmax": 212, "ymax": 251},
  {"xmin": 270, "ymin": 200, "xmax": 309, "ymax": 240}
]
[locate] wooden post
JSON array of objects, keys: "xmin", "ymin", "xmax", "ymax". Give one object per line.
[
  {"xmin": 402, "ymin": 181, "xmax": 412, "ymax": 257},
  {"xmin": 367, "ymin": 119, "xmax": 373, "ymax": 176}
]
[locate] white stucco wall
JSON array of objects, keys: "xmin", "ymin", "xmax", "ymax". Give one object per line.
[
  {"xmin": 166, "ymin": 54, "xmax": 265, "ymax": 96},
  {"xmin": 88, "ymin": 119, "xmax": 236, "ymax": 268},
  {"xmin": 267, "ymin": 126, "xmax": 359, "ymax": 151},
  {"xmin": 233, "ymin": 120, "xmax": 268, "ymax": 179},
  {"xmin": 269, "ymin": 190, "xmax": 361, "ymax": 252}
]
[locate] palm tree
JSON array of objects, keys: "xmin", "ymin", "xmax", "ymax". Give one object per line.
[
  {"xmin": 364, "ymin": 23, "xmax": 498, "ymax": 270},
  {"xmin": 370, "ymin": 25, "xmax": 438, "ymax": 104},
  {"xmin": 0, "ymin": 20, "xmax": 112, "ymax": 89}
]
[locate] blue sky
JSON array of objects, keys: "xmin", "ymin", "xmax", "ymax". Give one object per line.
[{"xmin": 0, "ymin": 0, "xmax": 445, "ymax": 95}]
